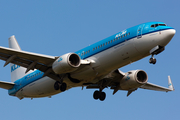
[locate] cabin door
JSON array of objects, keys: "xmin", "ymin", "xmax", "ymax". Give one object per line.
[{"xmin": 137, "ymin": 24, "xmax": 145, "ymax": 38}]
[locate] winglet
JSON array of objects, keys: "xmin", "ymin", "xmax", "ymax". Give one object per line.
[{"xmin": 168, "ymin": 76, "xmax": 174, "ymax": 91}]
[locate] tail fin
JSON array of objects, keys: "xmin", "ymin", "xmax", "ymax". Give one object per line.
[{"xmin": 9, "ymin": 35, "xmax": 32, "ymax": 82}]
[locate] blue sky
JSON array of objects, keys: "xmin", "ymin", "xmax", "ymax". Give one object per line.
[{"xmin": 0, "ymin": 0, "xmax": 179, "ymax": 120}]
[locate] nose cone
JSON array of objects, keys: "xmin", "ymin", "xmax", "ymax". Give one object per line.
[
  {"xmin": 160, "ymin": 28, "xmax": 176, "ymax": 46},
  {"xmin": 169, "ymin": 29, "xmax": 176, "ymax": 37}
]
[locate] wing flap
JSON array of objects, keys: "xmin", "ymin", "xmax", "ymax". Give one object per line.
[{"xmin": 0, "ymin": 81, "xmax": 15, "ymax": 90}]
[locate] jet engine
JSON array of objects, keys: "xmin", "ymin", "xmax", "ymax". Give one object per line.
[
  {"xmin": 120, "ymin": 70, "xmax": 148, "ymax": 90},
  {"xmin": 52, "ymin": 53, "xmax": 81, "ymax": 74}
]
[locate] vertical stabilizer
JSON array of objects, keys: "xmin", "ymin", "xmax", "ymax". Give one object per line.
[
  {"xmin": 9, "ymin": 35, "xmax": 32, "ymax": 82},
  {"xmin": 9, "ymin": 35, "xmax": 21, "ymax": 50}
]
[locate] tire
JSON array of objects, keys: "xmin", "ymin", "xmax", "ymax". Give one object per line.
[
  {"xmin": 54, "ymin": 82, "xmax": 60, "ymax": 90},
  {"xmin": 60, "ymin": 82, "xmax": 67, "ymax": 92},
  {"xmin": 93, "ymin": 90, "xmax": 100, "ymax": 100},
  {"xmin": 149, "ymin": 58, "xmax": 153, "ymax": 64},
  {"xmin": 153, "ymin": 58, "xmax": 156, "ymax": 64},
  {"xmin": 99, "ymin": 92, "xmax": 106, "ymax": 101}
]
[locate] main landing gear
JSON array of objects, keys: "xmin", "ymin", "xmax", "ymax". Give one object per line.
[
  {"xmin": 54, "ymin": 81, "xmax": 67, "ymax": 92},
  {"xmin": 93, "ymin": 90, "xmax": 106, "ymax": 101}
]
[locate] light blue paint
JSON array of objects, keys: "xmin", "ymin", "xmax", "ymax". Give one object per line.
[
  {"xmin": 125, "ymin": 76, "xmax": 130, "ymax": 81},
  {"xmin": 8, "ymin": 70, "xmax": 44, "ymax": 96},
  {"xmin": 58, "ymin": 57, "xmax": 63, "ymax": 62},
  {"xmin": 75, "ymin": 22, "xmax": 174, "ymax": 60},
  {"xmin": 11, "ymin": 64, "xmax": 20, "ymax": 72}
]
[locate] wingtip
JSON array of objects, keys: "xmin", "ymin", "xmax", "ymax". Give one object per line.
[{"xmin": 168, "ymin": 76, "xmax": 175, "ymax": 91}]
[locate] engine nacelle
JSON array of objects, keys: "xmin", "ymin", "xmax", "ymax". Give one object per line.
[
  {"xmin": 52, "ymin": 53, "xmax": 81, "ymax": 74},
  {"xmin": 120, "ymin": 70, "xmax": 148, "ymax": 90}
]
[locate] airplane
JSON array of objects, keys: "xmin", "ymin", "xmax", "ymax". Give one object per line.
[{"xmin": 0, "ymin": 22, "xmax": 175, "ymax": 101}]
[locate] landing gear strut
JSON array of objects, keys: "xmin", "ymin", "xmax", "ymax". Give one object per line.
[
  {"xmin": 149, "ymin": 55, "xmax": 156, "ymax": 64},
  {"xmin": 149, "ymin": 46, "xmax": 165, "ymax": 64},
  {"xmin": 93, "ymin": 90, "xmax": 106, "ymax": 101},
  {"xmin": 54, "ymin": 81, "xmax": 67, "ymax": 92}
]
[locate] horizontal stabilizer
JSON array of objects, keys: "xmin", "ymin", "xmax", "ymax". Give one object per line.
[
  {"xmin": 0, "ymin": 81, "xmax": 15, "ymax": 90},
  {"xmin": 140, "ymin": 76, "xmax": 174, "ymax": 92}
]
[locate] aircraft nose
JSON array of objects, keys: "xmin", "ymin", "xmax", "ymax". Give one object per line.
[
  {"xmin": 160, "ymin": 28, "xmax": 176, "ymax": 46},
  {"xmin": 169, "ymin": 29, "xmax": 176, "ymax": 36}
]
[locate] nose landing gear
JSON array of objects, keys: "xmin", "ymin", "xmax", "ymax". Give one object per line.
[
  {"xmin": 149, "ymin": 46, "xmax": 165, "ymax": 65},
  {"xmin": 149, "ymin": 55, "xmax": 156, "ymax": 64}
]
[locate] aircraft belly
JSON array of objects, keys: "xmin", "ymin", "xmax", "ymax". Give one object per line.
[
  {"xmin": 61, "ymin": 39, "xmax": 140, "ymax": 85},
  {"xmin": 69, "ymin": 66, "xmax": 97, "ymax": 83},
  {"xmin": 18, "ymin": 77, "xmax": 60, "ymax": 98}
]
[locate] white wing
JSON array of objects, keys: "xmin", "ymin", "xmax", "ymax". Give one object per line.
[
  {"xmin": 0, "ymin": 46, "xmax": 63, "ymax": 80},
  {"xmin": 140, "ymin": 76, "xmax": 174, "ymax": 92}
]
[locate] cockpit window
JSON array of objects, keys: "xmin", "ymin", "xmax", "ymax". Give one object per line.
[
  {"xmin": 159, "ymin": 24, "xmax": 167, "ymax": 26},
  {"xmin": 155, "ymin": 24, "xmax": 159, "ymax": 27},
  {"xmin": 151, "ymin": 24, "xmax": 167, "ymax": 28},
  {"xmin": 151, "ymin": 24, "xmax": 155, "ymax": 27}
]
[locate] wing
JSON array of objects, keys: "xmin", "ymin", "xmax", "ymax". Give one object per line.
[
  {"xmin": 86, "ymin": 70, "xmax": 174, "ymax": 96},
  {"xmin": 0, "ymin": 81, "xmax": 15, "ymax": 90},
  {"xmin": 0, "ymin": 46, "xmax": 63, "ymax": 81},
  {"xmin": 0, "ymin": 45, "xmax": 91, "ymax": 81},
  {"xmin": 140, "ymin": 76, "xmax": 174, "ymax": 92}
]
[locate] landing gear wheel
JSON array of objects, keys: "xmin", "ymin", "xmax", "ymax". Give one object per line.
[
  {"xmin": 93, "ymin": 91, "xmax": 106, "ymax": 101},
  {"xmin": 54, "ymin": 81, "xmax": 60, "ymax": 90},
  {"xmin": 60, "ymin": 82, "xmax": 67, "ymax": 92},
  {"xmin": 149, "ymin": 58, "xmax": 156, "ymax": 64},
  {"xmin": 93, "ymin": 90, "xmax": 100, "ymax": 100},
  {"xmin": 99, "ymin": 92, "xmax": 106, "ymax": 101},
  {"xmin": 152, "ymin": 58, "xmax": 156, "ymax": 64}
]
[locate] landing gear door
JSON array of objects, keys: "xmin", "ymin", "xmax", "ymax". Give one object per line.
[{"xmin": 137, "ymin": 24, "xmax": 145, "ymax": 39}]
